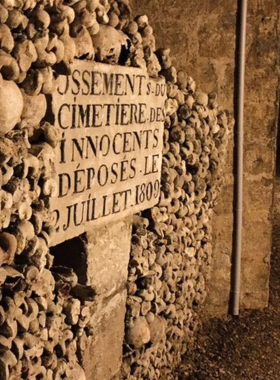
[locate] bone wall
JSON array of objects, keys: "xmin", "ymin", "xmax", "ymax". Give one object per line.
[
  {"xmin": 0, "ymin": 0, "xmax": 242, "ymax": 379},
  {"xmin": 130, "ymin": 0, "xmax": 280, "ymax": 314},
  {"xmin": 0, "ymin": 1, "xmax": 139, "ymax": 379}
]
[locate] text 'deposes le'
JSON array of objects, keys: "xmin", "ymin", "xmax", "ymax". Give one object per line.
[{"xmin": 49, "ymin": 61, "xmax": 166, "ymax": 245}]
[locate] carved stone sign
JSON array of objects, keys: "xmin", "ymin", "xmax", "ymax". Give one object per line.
[{"xmin": 49, "ymin": 60, "xmax": 166, "ymax": 246}]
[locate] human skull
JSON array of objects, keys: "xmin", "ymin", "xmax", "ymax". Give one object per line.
[
  {"xmin": 0, "ymin": 80, "xmax": 23, "ymax": 135},
  {"xmin": 91, "ymin": 25, "xmax": 130, "ymax": 64}
]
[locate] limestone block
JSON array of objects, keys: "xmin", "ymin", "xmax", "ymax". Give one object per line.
[
  {"xmin": 243, "ymin": 179, "xmax": 274, "ymax": 221},
  {"xmin": 82, "ymin": 291, "xmax": 127, "ymax": 380},
  {"xmin": 242, "ymin": 218, "xmax": 272, "ymax": 263},
  {"xmin": 85, "ymin": 218, "xmax": 132, "ymax": 296},
  {"xmin": 205, "ymin": 252, "xmax": 231, "ymax": 317}
]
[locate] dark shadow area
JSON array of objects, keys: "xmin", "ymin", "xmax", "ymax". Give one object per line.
[{"xmin": 50, "ymin": 235, "xmax": 88, "ymax": 285}]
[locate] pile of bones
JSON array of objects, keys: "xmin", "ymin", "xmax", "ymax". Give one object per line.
[{"xmin": 0, "ymin": 0, "xmax": 229, "ymax": 379}]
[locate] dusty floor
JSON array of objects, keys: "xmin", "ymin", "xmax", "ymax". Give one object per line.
[{"xmin": 177, "ymin": 178, "xmax": 280, "ymax": 380}]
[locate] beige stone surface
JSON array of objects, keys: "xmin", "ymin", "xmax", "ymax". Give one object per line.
[
  {"xmin": 48, "ymin": 60, "xmax": 166, "ymax": 246},
  {"xmin": 205, "ymin": 214, "xmax": 233, "ymax": 315},
  {"xmin": 82, "ymin": 290, "xmax": 127, "ymax": 380},
  {"xmin": 130, "ymin": 0, "xmax": 236, "ymax": 111},
  {"xmin": 240, "ymin": 258, "xmax": 270, "ymax": 310},
  {"xmin": 85, "ymin": 217, "xmax": 132, "ymax": 295},
  {"xmin": 81, "ymin": 218, "xmax": 132, "ymax": 380}
]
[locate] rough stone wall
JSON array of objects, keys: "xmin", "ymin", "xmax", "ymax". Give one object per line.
[
  {"xmin": 241, "ymin": 1, "xmax": 279, "ymax": 309},
  {"xmin": 130, "ymin": 0, "xmax": 280, "ymax": 314}
]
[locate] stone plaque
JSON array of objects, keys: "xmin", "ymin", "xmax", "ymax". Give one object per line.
[{"xmin": 49, "ymin": 60, "xmax": 166, "ymax": 246}]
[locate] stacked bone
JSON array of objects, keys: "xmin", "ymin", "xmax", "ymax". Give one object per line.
[
  {"xmin": 0, "ymin": 1, "xmax": 137, "ymax": 379},
  {"xmin": 123, "ymin": 47, "xmax": 229, "ymax": 379},
  {"xmin": 0, "ymin": 0, "xmax": 229, "ymax": 378},
  {"xmin": 0, "ymin": 123, "xmax": 93, "ymax": 378},
  {"xmin": 0, "ymin": 148, "xmax": 94, "ymax": 377},
  {"xmin": 0, "ymin": 255, "xmax": 95, "ymax": 379},
  {"xmin": 0, "ymin": 0, "xmax": 136, "ymax": 92},
  {"xmin": 123, "ymin": 13, "xmax": 161, "ymax": 77}
]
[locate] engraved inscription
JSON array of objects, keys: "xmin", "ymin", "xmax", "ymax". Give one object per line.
[{"xmin": 49, "ymin": 61, "xmax": 166, "ymax": 246}]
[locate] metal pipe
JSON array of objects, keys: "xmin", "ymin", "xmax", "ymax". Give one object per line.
[{"xmin": 231, "ymin": 0, "xmax": 248, "ymax": 316}]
